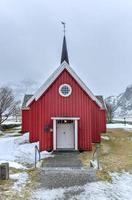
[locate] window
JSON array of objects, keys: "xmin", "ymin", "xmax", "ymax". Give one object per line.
[{"xmin": 59, "ymin": 84, "xmax": 72, "ymax": 97}]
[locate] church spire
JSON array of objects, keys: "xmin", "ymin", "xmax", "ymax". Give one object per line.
[{"xmin": 61, "ymin": 22, "xmax": 69, "ymax": 64}]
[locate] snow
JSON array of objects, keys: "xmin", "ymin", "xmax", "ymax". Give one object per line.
[
  {"xmin": 32, "ymin": 189, "xmax": 64, "ymax": 200},
  {"xmin": 0, "ymin": 130, "xmax": 4, "ymax": 135},
  {"xmin": 107, "ymin": 123, "xmax": 132, "ymax": 131},
  {"xmin": 0, "ymin": 161, "xmax": 26, "ymax": 169},
  {"xmin": 0, "ymin": 132, "xmax": 52, "ymax": 167},
  {"xmin": 31, "ymin": 172, "xmax": 132, "ymax": 200},
  {"xmin": 2, "ymin": 121, "xmax": 21, "ymax": 125},
  {"xmin": 114, "ymin": 117, "xmax": 132, "ymax": 122},
  {"xmin": 101, "ymin": 135, "xmax": 110, "ymax": 140},
  {"xmin": 2, "ymin": 116, "xmax": 21, "ymax": 125},
  {"xmin": 10, "ymin": 172, "xmax": 28, "ymax": 192}
]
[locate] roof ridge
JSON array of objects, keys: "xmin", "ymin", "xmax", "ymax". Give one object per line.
[{"xmin": 26, "ymin": 61, "xmax": 103, "ymax": 109}]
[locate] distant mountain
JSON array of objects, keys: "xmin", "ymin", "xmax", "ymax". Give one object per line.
[{"xmin": 105, "ymin": 85, "xmax": 132, "ymax": 117}]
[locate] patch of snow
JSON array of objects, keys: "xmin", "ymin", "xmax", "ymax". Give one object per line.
[
  {"xmin": 31, "ymin": 172, "xmax": 132, "ymax": 200},
  {"xmin": 2, "ymin": 132, "xmax": 21, "ymax": 138},
  {"xmin": 101, "ymin": 135, "xmax": 110, "ymax": 140},
  {"xmin": 10, "ymin": 172, "xmax": 28, "ymax": 192},
  {"xmin": 0, "ymin": 161, "xmax": 26, "ymax": 169},
  {"xmin": 2, "ymin": 116, "xmax": 21, "ymax": 125},
  {"xmin": 0, "ymin": 132, "xmax": 52, "ymax": 166},
  {"xmin": 107, "ymin": 123, "xmax": 132, "ymax": 131},
  {"xmin": 2, "ymin": 121, "xmax": 21, "ymax": 125},
  {"xmin": 31, "ymin": 188, "xmax": 65, "ymax": 200},
  {"xmin": 76, "ymin": 172, "xmax": 132, "ymax": 200},
  {"xmin": 114, "ymin": 117, "xmax": 132, "ymax": 122},
  {"xmin": 0, "ymin": 130, "xmax": 4, "ymax": 135}
]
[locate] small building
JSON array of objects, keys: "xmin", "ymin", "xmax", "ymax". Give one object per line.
[{"xmin": 22, "ymin": 34, "xmax": 106, "ymax": 151}]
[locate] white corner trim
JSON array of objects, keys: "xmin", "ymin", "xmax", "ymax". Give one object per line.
[
  {"xmin": 22, "ymin": 107, "xmax": 30, "ymax": 110},
  {"xmin": 53, "ymin": 119, "xmax": 56, "ymax": 151},
  {"xmin": 26, "ymin": 95, "xmax": 35, "ymax": 107},
  {"xmin": 75, "ymin": 120, "xmax": 78, "ymax": 150},
  {"xmin": 26, "ymin": 61, "xmax": 103, "ymax": 108}
]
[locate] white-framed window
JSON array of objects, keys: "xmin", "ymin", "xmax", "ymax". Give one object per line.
[{"xmin": 59, "ymin": 84, "xmax": 72, "ymax": 97}]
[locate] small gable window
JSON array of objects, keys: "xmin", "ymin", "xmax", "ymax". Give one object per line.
[{"xmin": 59, "ymin": 84, "xmax": 72, "ymax": 97}]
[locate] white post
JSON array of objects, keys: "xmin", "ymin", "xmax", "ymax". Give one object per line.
[
  {"xmin": 75, "ymin": 120, "xmax": 78, "ymax": 150},
  {"xmin": 53, "ymin": 119, "xmax": 56, "ymax": 150}
]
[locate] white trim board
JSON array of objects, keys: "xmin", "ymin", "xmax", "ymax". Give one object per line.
[
  {"xmin": 26, "ymin": 61, "xmax": 103, "ymax": 109},
  {"xmin": 51, "ymin": 117, "xmax": 80, "ymax": 120}
]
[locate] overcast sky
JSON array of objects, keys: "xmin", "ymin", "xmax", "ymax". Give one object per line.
[{"xmin": 0, "ymin": 0, "xmax": 132, "ymax": 97}]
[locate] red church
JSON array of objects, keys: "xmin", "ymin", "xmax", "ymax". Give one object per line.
[{"xmin": 22, "ymin": 34, "xmax": 106, "ymax": 152}]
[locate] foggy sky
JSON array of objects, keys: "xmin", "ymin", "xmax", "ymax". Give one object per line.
[{"xmin": 0, "ymin": 0, "xmax": 132, "ymax": 97}]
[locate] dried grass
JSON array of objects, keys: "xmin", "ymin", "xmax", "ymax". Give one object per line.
[{"xmin": 80, "ymin": 128, "xmax": 132, "ymax": 180}]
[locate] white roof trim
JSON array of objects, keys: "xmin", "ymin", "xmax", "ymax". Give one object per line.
[
  {"xmin": 22, "ymin": 107, "xmax": 30, "ymax": 111},
  {"xmin": 26, "ymin": 95, "xmax": 35, "ymax": 107},
  {"xmin": 26, "ymin": 61, "xmax": 103, "ymax": 108},
  {"xmin": 51, "ymin": 117, "xmax": 80, "ymax": 120}
]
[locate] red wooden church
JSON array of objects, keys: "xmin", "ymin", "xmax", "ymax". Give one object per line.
[{"xmin": 22, "ymin": 34, "xmax": 106, "ymax": 152}]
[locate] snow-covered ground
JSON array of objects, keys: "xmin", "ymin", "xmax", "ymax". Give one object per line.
[
  {"xmin": 31, "ymin": 172, "xmax": 132, "ymax": 200},
  {"xmin": 10, "ymin": 172, "xmax": 28, "ymax": 192},
  {"xmin": 2, "ymin": 116, "xmax": 21, "ymax": 125},
  {"xmin": 0, "ymin": 132, "xmax": 52, "ymax": 168},
  {"xmin": 101, "ymin": 135, "xmax": 110, "ymax": 140},
  {"xmin": 0, "ymin": 127, "xmax": 132, "ymax": 199},
  {"xmin": 114, "ymin": 117, "xmax": 132, "ymax": 122},
  {"xmin": 0, "ymin": 131, "xmax": 53, "ymax": 197},
  {"xmin": 107, "ymin": 123, "xmax": 132, "ymax": 131},
  {"xmin": 2, "ymin": 120, "xmax": 21, "ymax": 125}
]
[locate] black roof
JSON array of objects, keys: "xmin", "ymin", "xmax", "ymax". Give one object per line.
[
  {"xmin": 96, "ymin": 96, "xmax": 106, "ymax": 110},
  {"xmin": 22, "ymin": 94, "xmax": 33, "ymax": 109}
]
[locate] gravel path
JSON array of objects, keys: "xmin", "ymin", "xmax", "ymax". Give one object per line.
[
  {"xmin": 31, "ymin": 152, "xmax": 97, "ymax": 199},
  {"xmin": 36, "ymin": 152, "xmax": 97, "ymax": 189},
  {"xmin": 37, "ymin": 168, "xmax": 97, "ymax": 189}
]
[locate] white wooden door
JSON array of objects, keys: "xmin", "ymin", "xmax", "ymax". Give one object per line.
[{"xmin": 56, "ymin": 123, "xmax": 74, "ymax": 149}]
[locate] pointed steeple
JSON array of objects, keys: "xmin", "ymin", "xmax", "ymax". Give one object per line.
[
  {"xmin": 61, "ymin": 35, "xmax": 69, "ymax": 64},
  {"xmin": 60, "ymin": 22, "xmax": 69, "ymax": 64}
]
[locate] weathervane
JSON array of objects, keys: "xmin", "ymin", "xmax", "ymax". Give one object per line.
[{"xmin": 61, "ymin": 21, "xmax": 66, "ymax": 35}]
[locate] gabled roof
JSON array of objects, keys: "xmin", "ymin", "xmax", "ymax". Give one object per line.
[
  {"xmin": 26, "ymin": 61, "xmax": 103, "ymax": 109},
  {"xmin": 96, "ymin": 96, "xmax": 106, "ymax": 110},
  {"xmin": 22, "ymin": 94, "xmax": 33, "ymax": 109}
]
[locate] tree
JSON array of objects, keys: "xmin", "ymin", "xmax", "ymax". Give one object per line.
[
  {"xmin": 105, "ymin": 102, "xmax": 115, "ymax": 123},
  {"xmin": 0, "ymin": 87, "xmax": 17, "ymax": 125},
  {"xmin": 12, "ymin": 100, "xmax": 21, "ymax": 122}
]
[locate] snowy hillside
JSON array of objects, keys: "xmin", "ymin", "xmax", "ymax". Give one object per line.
[{"xmin": 106, "ymin": 85, "xmax": 132, "ymax": 118}]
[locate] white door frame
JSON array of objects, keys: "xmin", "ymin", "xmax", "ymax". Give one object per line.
[{"xmin": 51, "ymin": 117, "xmax": 80, "ymax": 151}]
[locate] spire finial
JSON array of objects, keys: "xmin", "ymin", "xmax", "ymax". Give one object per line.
[{"xmin": 61, "ymin": 21, "xmax": 66, "ymax": 35}]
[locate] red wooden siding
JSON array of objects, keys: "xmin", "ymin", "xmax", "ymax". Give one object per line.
[
  {"xmin": 91, "ymin": 103, "xmax": 101, "ymax": 143},
  {"xmin": 22, "ymin": 110, "xmax": 29, "ymax": 133},
  {"xmin": 38, "ymin": 69, "xmax": 100, "ymax": 151},
  {"xmin": 29, "ymin": 101, "xmax": 39, "ymax": 142}
]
